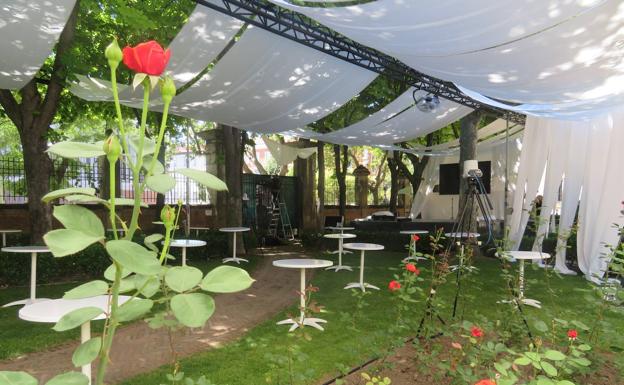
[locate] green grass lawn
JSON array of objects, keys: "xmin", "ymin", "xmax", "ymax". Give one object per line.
[
  {"xmin": 120, "ymin": 250, "xmax": 624, "ymax": 385},
  {"xmin": 0, "ymin": 255, "xmax": 259, "ymax": 361}
]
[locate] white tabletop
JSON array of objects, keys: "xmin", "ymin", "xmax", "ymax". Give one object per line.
[
  {"xmin": 0, "ymin": 229, "xmax": 22, "ymax": 233},
  {"xmin": 400, "ymin": 230, "xmax": 429, "ymax": 235},
  {"xmin": 189, "ymin": 227, "xmax": 210, "ymax": 230},
  {"xmin": 1, "ymin": 246, "xmax": 50, "ymax": 253},
  {"xmin": 273, "ymin": 259, "xmax": 333, "ymax": 269},
  {"xmin": 445, "ymin": 232, "xmax": 480, "ymax": 238},
  {"xmin": 168, "ymin": 239, "xmax": 207, "ymax": 248},
  {"xmin": 323, "ymin": 233, "xmax": 356, "ymax": 239},
  {"xmin": 343, "ymin": 242, "xmax": 385, "ymax": 251},
  {"xmin": 219, "ymin": 227, "xmax": 250, "ymax": 233},
  {"xmin": 505, "ymin": 251, "xmax": 551, "ymax": 260},
  {"xmin": 326, "ymin": 226, "xmax": 355, "ymax": 231},
  {"xmin": 19, "ymin": 295, "xmax": 131, "ymax": 323}
]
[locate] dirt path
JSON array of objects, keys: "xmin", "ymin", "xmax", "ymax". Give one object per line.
[{"xmin": 0, "ymin": 246, "xmax": 305, "ymax": 384}]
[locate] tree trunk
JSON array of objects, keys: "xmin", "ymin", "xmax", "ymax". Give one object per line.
[
  {"xmin": 316, "ymin": 141, "xmax": 325, "ymax": 229},
  {"xmin": 387, "ymin": 151, "xmax": 400, "ymax": 214},
  {"xmin": 221, "ymin": 125, "xmax": 245, "ymax": 253},
  {"xmin": 294, "ymin": 139, "xmax": 317, "ymax": 231},
  {"xmin": 457, "ymin": 111, "xmax": 481, "ymax": 232},
  {"xmin": 333, "ymin": 144, "xmax": 347, "ymax": 218}
]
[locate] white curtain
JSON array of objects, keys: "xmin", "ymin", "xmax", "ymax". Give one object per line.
[{"xmin": 409, "ymin": 157, "xmax": 441, "ymax": 218}]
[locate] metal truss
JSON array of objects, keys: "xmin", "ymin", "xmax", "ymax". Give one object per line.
[{"xmin": 194, "ymin": 0, "xmax": 526, "ymax": 124}]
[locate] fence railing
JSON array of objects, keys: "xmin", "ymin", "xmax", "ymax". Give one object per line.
[{"xmin": 0, "ymin": 157, "xmax": 211, "ymax": 205}]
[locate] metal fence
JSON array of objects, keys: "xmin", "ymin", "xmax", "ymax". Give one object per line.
[
  {"xmin": 0, "ymin": 157, "xmax": 211, "ymax": 205},
  {"xmin": 242, "ymin": 174, "xmax": 300, "ymax": 230}
]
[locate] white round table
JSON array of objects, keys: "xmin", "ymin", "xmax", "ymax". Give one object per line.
[
  {"xmin": 19, "ymin": 295, "xmax": 131, "ymax": 384},
  {"xmin": 343, "ymin": 243, "xmax": 384, "ymax": 292},
  {"xmin": 219, "ymin": 227, "xmax": 250, "ymax": 264},
  {"xmin": 400, "ymin": 230, "xmax": 429, "ymax": 262},
  {"xmin": 189, "ymin": 226, "xmax": 210, "ymax": 237},
  {"xmin": 326, "ymin": 226, "xmax": 356, "ymax": 254},
  {"xmin": 167, "ymin": 239, "xmax": 207, "ymax": 266},
  {"xmin": 0, "ymin": 229, "xmax": 21, "ymax": 247},
  {"xmin": 1, "ymin": 246, "xmax": 51, "ymax": 307},
  {"xmin": 273, "ymin": 258, "xmax": 333, "ymax": 332},
  {"xmin": 445, "ymin": 232, "xmax": 480, "ymax": 240},
  {"xmin": 506, "ymin": 251, "xmax": 551, "ymax": 308},
  {"xmin": 323, "ymin": 233, "xmax": 356, "ymax": 272}
]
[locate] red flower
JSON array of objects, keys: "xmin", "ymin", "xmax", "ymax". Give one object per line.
[
  {"xmin": 474, "ymin": 380, "xmax": 496, "ymax": 385},
  {"xmin": 388, "ymin": 280, "xmax": 401, "ymax": 291},
  {"xmin": 122, "ymin": 40, "xmax": 171, "ymax": 76},
  {"xmin": 471, "ymin": 326, "xmax": 484, "ymax": 338},
  {"xmin": 567, "ymin": 329, "xmax": 578, "ymax": 340},
  {"xmin": 405, "ymin": 263, "xmax": 420, "ymax": 275},
  {"xmin": 411, "ymin": 234, "xmax": 420, "ymax": 242}
]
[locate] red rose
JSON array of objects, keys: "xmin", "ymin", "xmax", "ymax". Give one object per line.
[
  {"xmin": 388, "ymin": 280, "xmax": 401, "ymax": 291},
  {"xmin": 474, "ymin": 380, "xmax": 496, "ymax": 385},
  {"xmin": 567, "ymin": 329, "xmax": 578, "ymax": 340},
  {"xmin": 471, "ymin": 326, "xmax": 484, "ymax": 338},
  {"xmin": 411, "ymin": 234, "xmax": 420, "ymax": 242},
  {"xmin": 405, "ymin": 263, "xmax": 420, "ymax": 275},
  {"xmin": 122, "ymin": 40, "xmax": 171, "ymax": 76}
]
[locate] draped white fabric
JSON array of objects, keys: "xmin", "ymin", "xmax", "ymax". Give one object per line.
[
  {"xmin": 510, "ymin": 115, "xmax": 624, "ymax": 280},
  {"xmin": 166, "ymin": 26, "xmax": 376, "ymax": 132},
  {"xmin": 262, "ymin": 136, "xmax": 317, "ymax": 166},
  {"xmin": 318, "ymin": 88, "xmax": 472, "ymax": 145},
  {"xmin": 0, "ymin": 0, "xmax": 77, "ymax": 90},
  {"xmin": 270, "ymin": 0, "xmax": 624, "ymax": 116}
]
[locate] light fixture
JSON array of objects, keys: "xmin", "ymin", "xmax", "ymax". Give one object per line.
[{"xmin": 415, "ymin": 94, "xmax": 440, "ymax": 113}]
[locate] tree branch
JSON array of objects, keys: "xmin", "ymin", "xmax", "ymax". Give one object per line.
[{"xmin": 0, "ymin": 90, "xmax": 21, "ymax": 128}]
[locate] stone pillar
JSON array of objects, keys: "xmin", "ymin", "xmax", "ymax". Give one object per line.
[
  {"xmin": 353, "ymin": 165, "xmax": 370, "ymax": 220},
  {"xmin": 294, "ymin": 139, "xmax": 317, "ymax": 232}
]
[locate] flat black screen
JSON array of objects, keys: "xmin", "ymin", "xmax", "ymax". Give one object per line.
[{"xmin": 439, "ymin": 161, "xmax": 491, "ymax": 195}]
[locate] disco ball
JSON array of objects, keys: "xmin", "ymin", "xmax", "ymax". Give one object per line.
[{"xmin": 415, "ymin": 94, "xmax": 440, "ymax": 113}]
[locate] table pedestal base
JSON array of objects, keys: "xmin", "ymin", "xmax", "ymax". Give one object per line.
[
  {"xmin": 3, "ymin": 298, "xmax": 50, "ymax": 308},
  {"xmin": 326, "ymin": 265, "xmax": 352, "ymax": 272},
  {"xmin": 222, "ymin": 257, "xmax": 248, "ymax": 264},
  {"xmin": 330, "ymin": 249, "xmax": 352, "ymax": 254},
  {"xmin": 402, "ymin": 256, "xmax": 426, "ymax": 263},
  {"xmin": 497, "ymin": 297, "xmax": 542, "ymax": 309},
  {"xmin": 277, "ymin": 317, "xmax": 327, "ymax": 332},
  {"xmin": 344, "ymin": 282, "xmax": 379, "ymax": 292}
]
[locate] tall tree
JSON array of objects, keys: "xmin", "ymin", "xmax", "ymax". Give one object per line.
[
  {"xmin": 316, "ymin": 140, "xmax": 325, "ymax": 229},
  {"xmin": 396, "ymin": 134, "xmax": 434, "ymax": 199},
  {"xmin": 333, "ymin": 144, "xmax": 348, "ymax": 218},
  {"xmin": 457, "ymin": 110, "xmax": 482, "ymax": 232},
  {"xmin": 387, "ymin": 150, "xmax": 400, "ymax": 214}
]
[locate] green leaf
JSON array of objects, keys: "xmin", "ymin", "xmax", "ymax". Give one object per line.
[
  {"xmin": 200, "ymin": 266, "xmax": 255, "ymax": 293},
  {"xmin": 543, "ymin": 350, "xmax": 566, "ymax": 361},
  {"xmin": 128, "ymin": 134, "xmax": 155, "ymax": 156},
  {"xmin": 144, "ymin": 234, "xmax": 164, "ymax": 244},
  {"xmin": 170, "ymin": 293, "xmax": 215, "ymax": 327},
  {"xmin": 43, "ymin": 187, "xmax": 96, "ymax": 203},
  {"xmin": 117, "ymin": 299, "xmax": 153, "ymax": 322},
  {"xmin": 53, "ymin": 307, "xmax": 103, "ymax": 332},
  {"xmin": 540, "ymin": 361, "xmax": 558, "ymax": 377},
  {"xmin": 146, "ymin": 174, "xmax": 176, "ymax": 194},
  {"xmin": 47, "ymin": 141, "xmax": 105, "ymax": 159},
  {"xmin": 556, "ymin": 381, "xmax": 575, "ymax": 385},
  {"xmin": 44, "ymin": 372, "xmax": 89, "ymax": 385},
  {"xmin": 533, "ymin": 320, "xmax": 548, "ymax": 332},
  {"xmin": 72, "ymin": 337, "xmax": 101, "ymax": 367},
  {"xmin": 53, "ymin": 205, "xmax": 104, "ymax": 238},
  {"xmin": 165, "ymin": 266, "xmax": 203, "ymax": 293},
  {"xmin": 571, "ymin": 320, "xmax": 590, "ymax": 331},
  {"xmin": 176, "ymin": 168, "xmax": 228, "ymax": 191},
  {"xmin": 64, "ymin": 194, "xmax": 108, "ymax": 205},
  {"xmin": 119, "ymin": 278, "xmax": 135, "ymax": 293},
  {"xmin": 44, "ymin": 229, "xmax": 103, "ymax": 257},
  {"xmin": 514, "ymin": 356, "xmax": 531, "ymax": 366},
  {"xmin": 133, "ymin": 275, "xmax": 160, "ymax": 298},
  {"xmin": 64, "ymin": 280, "xmax": 109, "ymax": 299},
  {"xmin": 494, "ymin": 362, "xmax": 508, "ymax": 376},
  {"xmin": 143, "ymin": 155, "xmax": 165, "ymax": 175},
  {"xmin": 104, "ymin": 264, "xmax": 131, "ymax": 281},
  {"xmin": 536, "ymin": 377, "xmax": 555, "ymax": 385},
  {"xmin": 105, "ymin": 240, "xmax": 160, "ymax": 275},
  {"xmin": 577, "ymin": 344, "xmax": 591, "ymax": 351},
  {"xmin": 571, "ymin": 357, "xmax": 591, "ymax": 366},
  {"xmin": 111, "ymin": 198, "xmax": 148, "ymax": 207},
  {"xmin": 0, "ymin": 371, "xmax": 38, "ymax": 385}
]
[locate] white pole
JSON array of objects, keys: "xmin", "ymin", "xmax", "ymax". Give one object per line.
[
  {"xmin": 299, "ymin": 268, "xmax": 306, "ymax": 323},
  {"xmin": 232, "ymin": 232, "xmax": 237, "ymax": 260},
  {"xmin": 81, "ymin": 322, "xmax": 92, "ymax": 384},
  {"xmin": 182, "ymin": 247, "xmax": 187, "ymax": 266},
  {"xmin": 30, "ymin": 252, "xmax": 37, "ymax": 302},
  {"xmin": 338, "ymin": 237, "xmax": 343, "ymax": 266},
  {"xmin": 359, "ymin": 250, "xmax": 365, "ymax": 288},
  {"xmin": 2, "ymin": 233, "xmax": 6, "ymax": 247}
]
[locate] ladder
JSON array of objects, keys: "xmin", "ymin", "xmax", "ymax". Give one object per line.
[{"xmin": 268, "ymin": 196, "xmax": 294, "ymax": 240}]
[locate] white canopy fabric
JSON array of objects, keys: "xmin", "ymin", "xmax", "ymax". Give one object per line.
[
  {"xmin": 509, "ymin": 114, "xmax": 624, "ymax": 281},
  {"xmin": 263, "ymin": 136, "xmax": 317, "ymax": 166},
  {"xmin": 316, "ymin": 88, "xmax": 472, "ymax": 145},
  {"xmin": 165, "ymin": 26, "xmax": 377, "ymax": 132},
  {"xmin": 270, "ymin": 0, "xmax": 624, "ymax": 117},
  {"xmin": 0, "ymin": 0, "xmax": 77, "ymax": 90}
]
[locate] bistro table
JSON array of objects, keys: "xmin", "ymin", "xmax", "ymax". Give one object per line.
[
  {"xmin": 189, "ymin": 226, "xmax": 211, "ymax": 237},
  {"xmin": 400, "ymin": 230, "xmax": 429, "ymax": 262},
  {"xmin": 343, "ymin": 243, "xmax": 384, "ymax": 292},
  {"xmin": 505, "ymin": 251, "xmax": 551, "ymax": 308},
  {"xmin": 323, "ymin": 233, "xmax": 356, "ymax": 272},
  {"xmin": 444, "ymin": 232, "xmax": 480, "ymax": 240},
  {"xmin": 19, "ymin": 295, "xmax": 131, "ymax": 384},
  {"xmin": 0, "ymin": 229, "xmax": 21, "ymax": 247},
  {"xmin": 2, "ymin": 246, "xmax": 51, "ymax": 307},
  {"xmin": 326, "ymin": 226, "xmax": 356, "ymax": 254},
  {"xmin": 168, "ymin": 239, "xmax": 207, "ymax": 266},
  {"xmin": 219, "ymin": 227, "xmax": 250, "ymax": 264},
  {"xmin": 273, "ymin": 258, "xmax": 333, "ymax": 331}
]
